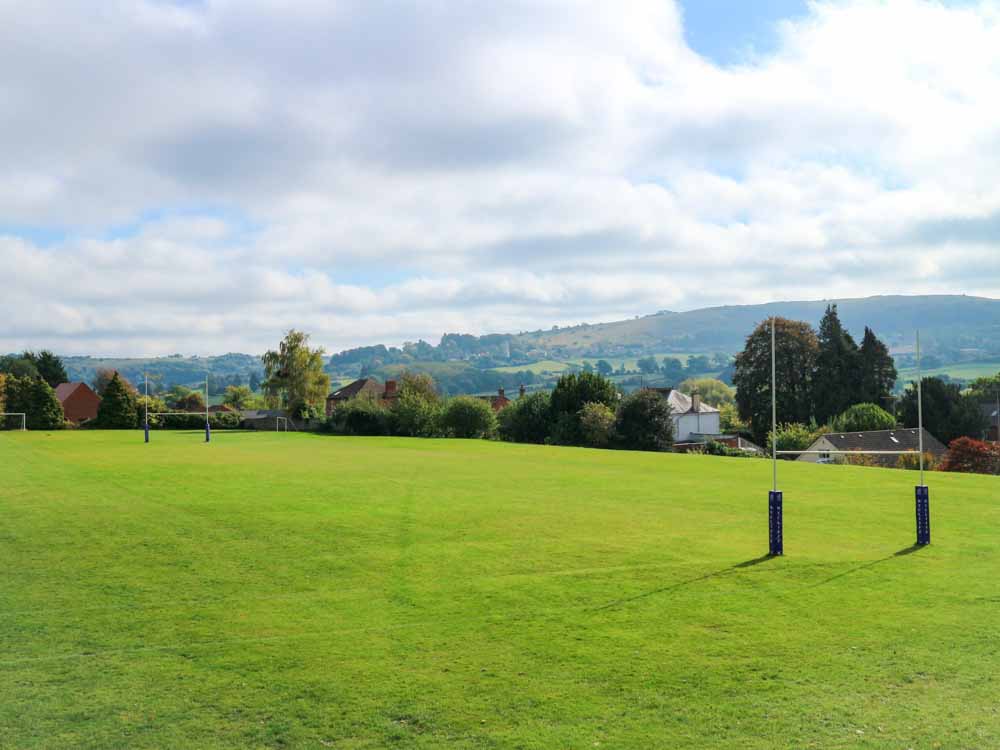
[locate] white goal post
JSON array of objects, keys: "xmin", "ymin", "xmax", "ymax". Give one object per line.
[
  {"xmin": 1, "ymin": 413, "xmax": 27, "ymax": 431},
  {"xmin": 767, "ymin": 320, "xmax": 930, "ymax": 554}
]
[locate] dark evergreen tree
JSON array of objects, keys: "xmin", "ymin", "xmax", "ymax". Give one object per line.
[
  {"xmin": 733, "ymin": 317, "xmax": 819, "ymax": 444},
  {"xmin": 613, "ymin": 390, "xmax": 675, "ymax": 452},
  {"xmin": 858, "ymin": 327, "xmax": 897, "ymax": 406},
  {"xmin": 95, "ymin": 372, "xmax": 139, "ymax": 428},
  {"xmin": 549, "ymin": 371, "xmax": 618, "ymax": 444},
  {"xmin": 812, "ymin": 305, "xmax": 861, "ymax": 424},
  {"xmin": 2, "ymin": 375, "xmax": 64, "ymax": 429},
  {"xmin": 24, "ymin": 350, "xmax": 69, "ymax": 389},
  {"xmin": 899, "ymin": 377, "xmax": 986, "ymax": 445},
  {"xmin": 29, "ymin": 378, "xmax": 65, "ymax": 429}
]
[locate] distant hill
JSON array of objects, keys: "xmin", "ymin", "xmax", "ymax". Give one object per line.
[
  {"xmin": 61, "ymin": 353, "xmax": 264, "ymax": 392},
  {"xmin": 517, "ymin": 295, "xmax": 1000, "ymax": 362}
]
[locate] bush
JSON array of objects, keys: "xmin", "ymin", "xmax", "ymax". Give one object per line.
[
  {"xmin": 831, "ymin": 403, "xmax": 896, "ymax": 433},
  {"xmin": 329, "ymin": 396, "xmax": 392, "ymax": 436},
  {"xmin": 766, "ymin": 423, "xmax": 817, "ymax": 458},
  {"xmin": 940, "ymin": 437, "xmax": 1000, "ymax": 475},
  {"xmin": 895, "ymin": 451, "xmax": 941, "ymax": 472},
  {"xmin": 393, "ymin": 390, "xmax": 443, "ymax": 437},
  {"xmin": 498, "ymin": 392, "xmax": 551, "ymax": 444},
  {"xmin": 441, "ymin": 396, "xmax": 496, "ymax": 439},
  {"xmin": 614, "ymin": 390, "xmax": 674, "ymax": 452},
  {"xmin": 578, "ymin": 402, "xmax": 615, "ymax": 447},
  {"xmin": 703, "ymin": 440, "xmax": 757, "ymax": 458}
]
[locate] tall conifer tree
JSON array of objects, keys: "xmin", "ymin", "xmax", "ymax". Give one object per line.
[
  {"xmin": 858, "ymin": 326, "xmax": 897, "ymax": 406},
  {"xmin": 812, "ymin": 305, "xmax": 861, "ymax": 424}
]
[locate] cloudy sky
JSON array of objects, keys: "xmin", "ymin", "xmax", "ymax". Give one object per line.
[{"xmin": 3, "ymin": 0, "xmax": 999, "ymax": 356}]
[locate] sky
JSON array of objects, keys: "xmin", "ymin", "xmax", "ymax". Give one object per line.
[{"xmin": 3, "ymin": 0, "xmax": 1000, "ymax": 356}]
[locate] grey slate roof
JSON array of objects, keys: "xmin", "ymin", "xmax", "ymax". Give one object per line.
[{"xmin": 814, "ymin": 428, "xmax": 947, "ymax": 456}]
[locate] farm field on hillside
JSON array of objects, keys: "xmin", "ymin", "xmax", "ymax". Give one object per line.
[
  {"xmin": 897, "ymin": 358, "xmax": 1000, "ymax": 383},
  {"xmin": 2, "ymin": 432, "xmax": 999, "ymax": 749}
]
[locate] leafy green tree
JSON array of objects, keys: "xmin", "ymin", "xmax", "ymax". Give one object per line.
[
  {"xmin": 2, "ymin": 375, "xmax": 64, "ymax": 429},
  {"xmin": 636, "ymin": 357, "xmax": 659, "ymax": 374},
  {"xmin": 719, "ymin": 403, "xmax": 747, "ymax": 434},
  {"xmin": 812, "ymin": 305, "xmax": 862, "ymax": 424},
  {"xmin": 677, "ymin": 378, "xmax": 735, "ymax": 407},
  {"xmin": 174, "ymin": 390, "xmax": 206, "ymax": 413},
  {"xmin": 222, "ymin": 385, "xmax": 257, "ymax": 410},
  {"xmin": 581, "ymin": 362, "xmax": 594, "ymax": 374},
  {"xmin": 23, "ymin": 350, "xmax": 68, "ymax": 388},
  {"xmin": 967, "ymin": 372, "xmax": 1000, "ymax": 401},
  {"xmin": 660, "ymin": 357, "xmax": 686, "ymax": 383},
  {"xmin": 595, "ymin": 360, "xmax": 613, "ymax": 376},
  {"xmin": 393, "ymin": 391, "xmax": 442, "ymax": 437},
  {"xmin": 831, "ymin": 403, "xmax": 896, "ymax": 433},
  {"xmin": 613, "ymin": 390, "xmax": 674, "ymax": 451},
  {"xmin": 262, "ymin": 330, "xmax": 331, "ymax": 415},
  {"xmin": 0, "ymin": 355, "xmax": 39, "ymax": 379},
  {"xmin": 899, "ymin": 378, "xmax": 986, "ymax": 444},
  {"xmin": 441, "ymin": 396, "xmax": 496, "ymax": 439},
  {"xmin": 578, "ymin": 402, "xmax": 615, "ymax": 447},
  {"xmin": 497, "ymin": 392, "xmax": 551, "ymax": 444},
  {"xmin": 858, "ymin": 327, "xmax": 897, "ymax": 406},
  {"xmin": 94, "ymin": 373, "xmax": 139, "ymax": 428},
  {"xmin": 549, "ymin": 372, "xmax": 618, "ymax": 445},
  {"xmin": 249, "ymin": 370, "xmax": 262, "ymax": 392},
  {"xmin": 733, "ymin": 318, "xmax": 819, "ymax": 444}
]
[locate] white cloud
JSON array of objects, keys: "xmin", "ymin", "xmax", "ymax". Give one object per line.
[{"xmin": 3, "ymin": 0, "xmax": 1000, "ymax": 355}]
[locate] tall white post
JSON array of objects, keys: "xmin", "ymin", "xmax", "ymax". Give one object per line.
[
  {"xmin": 771, "ymin": 316, "xmax": 778, "ymax": 492},
  {"xmin": 916, "ymin": 330, "xmax": 924, "ymax": 486}
]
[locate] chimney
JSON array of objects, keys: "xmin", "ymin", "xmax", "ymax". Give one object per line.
[
  {"xmin": 384, "ymin": 380, "xmax": 397, "ymax": 397},
  {"xmin": 692, "ymin": 392, "xmax": 701, "ymax": 412},
  {"xmin": 519, "ymin": 384, "xmax": 526, "ymax": 398}
]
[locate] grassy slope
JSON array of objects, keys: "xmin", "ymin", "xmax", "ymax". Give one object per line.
[
  {"xmin": 897, "ymin": 359, "xmax": 1000, "ymax": 383},
  {"xmin": 2, "ymin": 432, "xmax": 999, "ymax": 749}
]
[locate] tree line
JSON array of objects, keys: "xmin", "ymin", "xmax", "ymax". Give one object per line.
[{"xmin": 732, "ymin": 304, "xmax": 989, "ymax": 447}]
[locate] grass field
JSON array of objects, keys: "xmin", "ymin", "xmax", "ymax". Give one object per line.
[{"xmin": 2, "ymin": 432, "xmax": 999, "ymax": 749}]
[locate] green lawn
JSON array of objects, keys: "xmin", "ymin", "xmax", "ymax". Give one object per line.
[{"xmin": 2, "ymin": 432, "xmax": 999, "ymax": 749}]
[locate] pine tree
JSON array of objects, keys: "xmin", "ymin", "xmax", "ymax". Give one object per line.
[
  {"xmin": 812, "ymin": 305, "xmax": 862, "ymax": 424},
  {"xmin": 24, "ymin": 350, "xmax": 68, "ymax": 389},
  {"xmin": 858, "ymin": 327, "xmax": 897, "ymax": 406},
  {"xmin": 29, "ymin": 378, "xmax": 65, "ymax": 429},
  {"xmin": 95, "ymin": 372, "xmax": 139, "ymax": 428}
]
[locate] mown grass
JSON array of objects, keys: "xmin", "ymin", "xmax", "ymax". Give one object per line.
[
  {"xmin": 897, "ymin": 359, "xmax": 1000, "ymax": 383},
  {"xmin": 2, "ymin": 431, "xmax": 999, "ymax": 749}
]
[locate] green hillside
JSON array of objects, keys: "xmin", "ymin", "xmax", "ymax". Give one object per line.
[
  {"xmin": 3, "ymin": 431, "xmax": 998, "ymax": 748},
  {"xmin": 518, "ymin": 294, "xmax": 1000, "ymax": 359}
]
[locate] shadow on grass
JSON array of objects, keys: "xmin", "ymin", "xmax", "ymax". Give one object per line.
[
  {"xmin": 812, "ymin": 544, "xmax": 926, "ymax": 587},
  {"xmin": 592, "ymin": 554, "xmax": 780, "ymax": 612}
]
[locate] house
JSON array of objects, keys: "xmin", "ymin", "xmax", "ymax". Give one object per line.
[
  {"xmin": 648, "ymin": 388, "xmax": 721, "ymax": 443},
  {"xmin": 478, "ymin": 386, "xmax": 515, "ymax": 412},
  {"xmin": 54, "ymin": 382, "xmax": 101, "ymax": 424},
  {"xmin": 797, "ymin": 428, "xmax": 947, "ymax": 466},
  {"xmin": 325, "ymin": 378, "xmax": 399, "ymax": 416}
]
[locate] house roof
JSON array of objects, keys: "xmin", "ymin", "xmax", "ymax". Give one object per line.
[
  {"xmin": 54, "ymin": 382, "xmax": 99, "ymax": 403},
  {"xmin": 326, "ymin": 378, "xmax": 381, "ymax": 401},
  {"xmin": 240, "ymin": 409, "xmax": 288, "ymax": 419},
  {"xmin": 327, "ymin": 378, "xmax": 378, "ymax": 401},
  {"xmin": 811, "ymin": 428, "xmax": 947, "ymax": 455},
  {"xmin": 665, "ymin": 389, "xmax": 720, "ymax": 415}
]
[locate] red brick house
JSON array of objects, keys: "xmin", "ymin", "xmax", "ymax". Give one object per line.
[{"xmin": 54, "ymin": 382, "xmax": 102, "ymax": 424}]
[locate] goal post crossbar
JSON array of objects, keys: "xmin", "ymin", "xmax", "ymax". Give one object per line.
[
  {"xmin": 1, "ymin": 413, "xmax": 27, "ymax": 430},
  {"xmin": 775, "ymin": 450, "xmax": 924, "ymax": 456}
]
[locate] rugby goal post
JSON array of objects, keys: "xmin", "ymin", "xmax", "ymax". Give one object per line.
[
  {"xmin": 1, "ymin": 413, "xmax": 27, "ymax": 431},
  {"xmin": 767, "ymin": 321, "xmax": 929, "ymax": 557}
]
